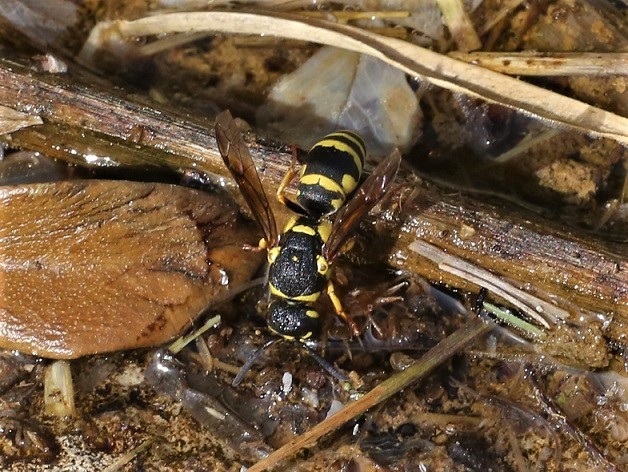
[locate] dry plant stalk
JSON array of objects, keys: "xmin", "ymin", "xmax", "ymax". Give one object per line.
[
  {"xmin": 434, "ymin": 0, "xmax": 481, "ymax": 51},
  {"xmin": 449, "ymin": 52, "xmax": 628, "ymax": 76},
  {"xmin": 44, "ymin": 360, "xmax": 75, "ymax": 418},
  {"xmin": 302, "ymin": 10, "xmax": 411, "ymax": 23},
  {"xmin": 387, "ymin": 187, "xmax": 627, "ymax": 344},
  {"xmin": 478, "ymin": 0, "xmax": 526, "ymax": 35},
  {"xmin": 408, "ymin": 239, "xmax": 567, "ymax": 328},
  {"xmin": 113, "ymin": 11, "xmax": 628, "ymax": 145}
]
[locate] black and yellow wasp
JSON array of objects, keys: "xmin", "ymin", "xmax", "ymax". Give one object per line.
[{"xmin": 215, "ymin": 110, "xmax": 401, "ymax": 384}]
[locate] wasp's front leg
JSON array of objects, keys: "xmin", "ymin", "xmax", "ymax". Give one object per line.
[{"xmin": 276, "ymin": 144, "xmax": 299, "ymax": 208}]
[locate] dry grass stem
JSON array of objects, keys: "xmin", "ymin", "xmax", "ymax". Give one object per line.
[
  {"xmin": 450, "ymin": 52, "xmax": 628, "ymax": 76},
  {"xmin": 491, "ymin": 129, "xmax": 561, "ymax": 163},
  {"xmin": 44, "ymin": 360, "xmax": 76, "ymax": 418},
  {"xmin": 168, "ymin": 315, "xmax": 221, "ymax": 354},
  {"xmin": 302, "ymin": 10, "xmax": 411, "ymax": 23},
  {"xmin": 115, "ymin": 12, "xmax": 628, "ymax": 145},
  {"xmin": 408, "ymin": 239, "xmax": 571, "ymax": 328},
  {"xmin": 479, "ymin": 0, "xmax": 527, "ymax": 35},
  {"xmin": 138, "ymin": 31, "xmax": 212, "ymax": 56},
  {"xmin": 434, "ymin": 0, "xmax": 481, "ymax": 51}
]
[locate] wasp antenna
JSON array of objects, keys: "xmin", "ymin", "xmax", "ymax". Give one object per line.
[
  {"xmin": 299, "ymin": 342, "xmax": 350, "ymax": 383},
  {"xmin": 232, "ymin": 339, "xmax": 278, "ymax": 387}
]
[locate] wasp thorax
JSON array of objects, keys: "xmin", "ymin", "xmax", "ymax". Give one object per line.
[{"xmin": 268, "ymin": 216, "xmax": 328, "ymax": 302}]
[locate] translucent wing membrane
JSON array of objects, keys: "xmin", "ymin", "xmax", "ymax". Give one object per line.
[
  {"xmin": 215, "ymin": 110, "xmax": 278, "ymax": 247},
  {"xmin": 324, "ymin": 148, "xmax": 402, "ymax": 261}
]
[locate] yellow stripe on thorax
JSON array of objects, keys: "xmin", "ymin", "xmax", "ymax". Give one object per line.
[
  {"xmin": 290, "ymin": 224, "xmax": 316, "ymax": 236},
  {"xmin": 269, "ymin": 282, "xmax": 321, "ymax": 302},
  {"xmin": 281, "ymin": 218, "xmax": 331, "ymax": 241}
]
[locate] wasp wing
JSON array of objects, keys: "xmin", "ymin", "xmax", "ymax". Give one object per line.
[
  {"xmin": 215, "ymin": 110, "xmax": 278, "ymax": 247},
  {"xmin": 324, "ymin": 148, "xmax": 402, "ymax": 262}
]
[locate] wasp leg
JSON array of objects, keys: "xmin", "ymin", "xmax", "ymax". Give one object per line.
[
  {"xmin": 276, "ymin": 144, "xmax": 299, "ymax": 207},
  {"xmin": 243, "ymin": 237, "xmax": 271, "ymax": 252},
  {"xmin": 327, "ymin": 280, "xmax": 360, "ymax": 337}
]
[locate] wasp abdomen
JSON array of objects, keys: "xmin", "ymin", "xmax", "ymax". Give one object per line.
[{"xmin": 297, "ymin": 131, "xmax": 366, "ymax": 217}]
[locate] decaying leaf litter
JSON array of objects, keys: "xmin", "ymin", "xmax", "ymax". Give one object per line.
[{"xmin": 0, "ymin": 0, "xmax": 626, "ymax": 470}]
